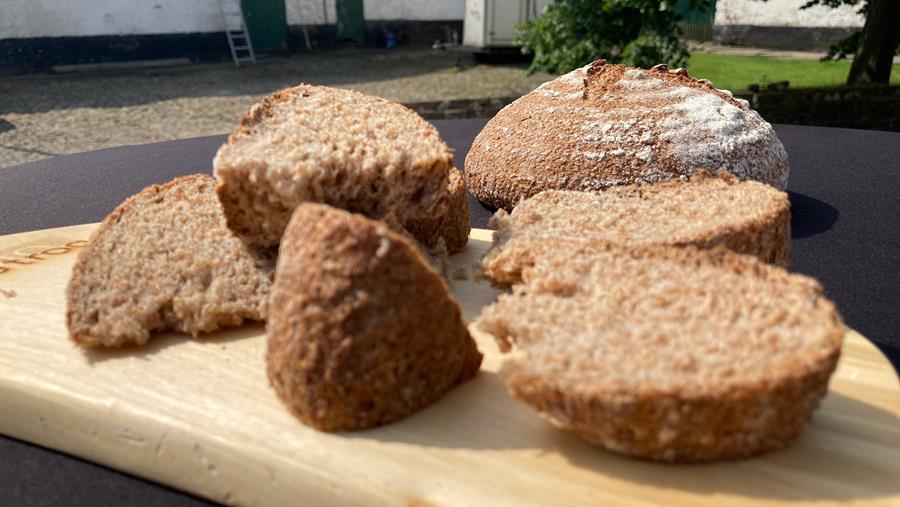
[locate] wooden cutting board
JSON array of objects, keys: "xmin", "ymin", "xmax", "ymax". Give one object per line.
[{"xmin": 1, "ymin": 224, "xmax": 899, "ymax": 507}]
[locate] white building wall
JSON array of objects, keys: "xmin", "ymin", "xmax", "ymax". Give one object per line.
[
  {"xmin": 363, "ymin": 0, "xmax": 464, "ymax": 20},
  {"xmin": 715, "ymin": 0, "xmax": 864, "ymax": 28},
  {"xmin": 1, "ymin": 0, "xmax": 468, "ymax": 40},
  {"xmin": 0, "ymin": 0, "xmax": 224, "ymax": 39},
  {"xmin": 286, "ymin": 0, "xmax": 337, "ymax": 25}
]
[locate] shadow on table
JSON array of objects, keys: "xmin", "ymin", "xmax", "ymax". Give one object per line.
[
  {"xmin": 349, "ymin": 379, "xmax": 900, "ymax": 502},
  {"xmin": 789, "ymin": 191, "xmax": 839, "ymax": 239}
]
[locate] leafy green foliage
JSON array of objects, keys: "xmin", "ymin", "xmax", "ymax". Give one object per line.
[
  {"xmin": 515, "ymin": 0, "xmax": 714, "ymax": 74},
  {"xmin": 799, "ymin": 0, "xmax": 866, "ymax": 14},
  {"xmin": 823, "ymin": 31, "xmax": 862, "ymax": 60}
]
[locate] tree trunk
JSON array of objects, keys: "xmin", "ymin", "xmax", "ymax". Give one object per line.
[{"xmin": 847, "ymin": 0, "xmax": 900, "ymax": 85}]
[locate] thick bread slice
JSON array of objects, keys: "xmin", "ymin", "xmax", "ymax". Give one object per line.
[
  {"xmin": 465, "ymin": 60, "xmax": 789, "ymax": 210},
  {"xmin": 214, "ymin": 85, "xmax": 466, "ymax": 253},
  {"xmin": 66, "ymin": 174, "xmax": 274, "ymax": 347},
  {"xmin": 406, "ymin": 169, "xmax": 471, "ymax": 254},
  {"xmin": 477, "ymin": 244, "xmax": 844, "ymax": 462},
  {"xmin": 481, "ymin": 172, "xmax": 790, "ymax": 286},
  {"xmin": 267, "ymin": 203, "xmax": 482, "ymax": 431}
]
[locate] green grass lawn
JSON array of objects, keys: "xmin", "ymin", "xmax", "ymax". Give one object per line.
[{"xmin": 686, "ymin": 52, "xmax": 900, "ymax": 92}]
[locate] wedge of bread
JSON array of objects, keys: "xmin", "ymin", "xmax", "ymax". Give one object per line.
[
  {"xmin": 477, "ymin": 244, "xmax": 844, "ymax": 462},
  {"xmin": 214, "ymin": 85, "xmax": 468, "ymax": 254},
  {"xmin": 481, "ymin": 172, "xmax": 790, "ymax": 286},
  {"xmin": 67, "ymin": 174, "xmax": 274, "ymax": 347},
  {"xmin": 267, "ymin": 203, "xmax": 482, "ymax": 431}
]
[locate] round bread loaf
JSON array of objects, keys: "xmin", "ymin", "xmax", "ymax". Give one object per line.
[
  {"xmin": 214, "ymin": 85, "xmax": 468, "ymax": 253},
  {"xmin": 465, "ymin": 60, "xmax": 789, "ymax": 210},
  {"xmin": 477, "ymin": 244, "xmax": 844, "ymax": 462},
  {"xmin": 267, "ymin": 203, "xmax": 482, "ymax": 431},
  {"xmin": 481, "ymin": 171, "xmax": 791, "ymax": 286}
]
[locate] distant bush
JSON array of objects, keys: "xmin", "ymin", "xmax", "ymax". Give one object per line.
[{"xmin": 516, "ymin": 0, "xmax": 713, "ymax": 74}]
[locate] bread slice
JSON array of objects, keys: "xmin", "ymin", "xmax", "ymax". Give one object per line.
[
  {"xmin": 67, "ymin": 174, "xmax": 274, "ymax": 347},
  {"xmin": 476, "ymin": 244, "xmax": 844, "ymax": 462},
  {"xmin": 406, "ymin": 169, "xmax": 471, "ymax": 254},
  {"xmin": 214, "ymin": 85, "xmax": 468, "ymax": 254},
  {"xmin": 266, "ymin": 203, "xmax": 482, "ymax": 431},
  {"xmin": 465, "ymin": 60, "xmax": 788, "ymax": 210},
  {"xmin": 481, "ymin": 172, "xmax": 790, "ymax": 286}
]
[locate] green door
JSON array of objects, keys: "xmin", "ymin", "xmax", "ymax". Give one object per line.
[
  {"xmin": 676, "ymin": 0, "xmax": 716, "ymax": 42},
  {"xmin": 242, "ymin": 0, "xmax": 287, "ymax": 51},
  {"xmin": 336, "ymin": 0, "xmax": 365, "ymax": 42}
]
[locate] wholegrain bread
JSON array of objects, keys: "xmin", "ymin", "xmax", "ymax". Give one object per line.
[
  {"xmin": 465, "ymin": 60, "xmax": 789, "ymax": 210},
  {"xmin": 214, "ymin": 85, "xmax": 468, "ymax": 254},
  {"xmin": 481, "ymin": 171, "xmax": 791, "ymax": 286},
  {"xmin": 267, "ymin": 203, "xmax": 482, "ymax": 431},
  {"xmin": 477, "ymin": 244, "xmax": 844, "ymax": 462},
  {"xmin": 67, "ymin": 174, "xmax": 274, "ymax": 348},
  {"xmin": 406, "ymin": 169, "xmax": 471, "ymax": 254}
]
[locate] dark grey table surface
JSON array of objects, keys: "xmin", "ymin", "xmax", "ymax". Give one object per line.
[{"xmin": 1, "ymin": 119, "xmax": 898, "ymax": 506}]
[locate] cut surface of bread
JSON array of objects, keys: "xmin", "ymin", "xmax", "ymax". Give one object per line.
[
  {"xmin": 465, "ymin": 60, "xmax": 789, "ymax": 210},
  {"xmin": 481, "ymin": 172, "xmax": 790, "ymax": 285},
  {"xmin": 267, "ymin": 203, "xmax": 482, "ymax": 431},
  {"xmin": 406, "ymin": 169, "xmax": 471, "ymax": 255},
  {"xmin": 67, "ymin": 174, "xmax": 274, "ymax": 348},
  {"xmin": 214, "ymin": 85, "xmax": 467, "ymax": 253},
  {"xmin": 477, "ymin": 245, "xmax": 844, "ymax": 462}
]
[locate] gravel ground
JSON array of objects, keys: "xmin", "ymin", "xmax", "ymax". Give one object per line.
[{"xmin": 0, "ymin": 49, "xmax": 552, "ymax": 169}]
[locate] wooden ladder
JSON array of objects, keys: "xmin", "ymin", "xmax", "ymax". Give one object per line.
[{"xmin": 218, "ymin": 0, "xmax": 256, "ymax": 66}]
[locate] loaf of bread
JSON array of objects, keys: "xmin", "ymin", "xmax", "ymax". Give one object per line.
[
  {"xmin": 477, "ymin": 244, "xmax": 844, "ymax": 462},
  {"xmin": 214, "ymin": 85, "xmax": 468, "ymax": 254},
  {"xmin": 267, "ymin": 203, "xmax": 482, "ymax": 431},
  {"xmin": 67, "ymin": 175, "xmax": 274, "ymax": 347},
  {"xmin": 466, "ymin": 60, "xmax": 789, "ymax": 210},
  {"xmin": 481, "ymin": 171, "xmax": 790, "ymax": 286}
]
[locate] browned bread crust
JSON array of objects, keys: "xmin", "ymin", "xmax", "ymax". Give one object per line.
[
  {"xmin": 214, "ymin": 85, "xmax": 462, "ymax": 253},
  {"xmin": 66, "ymin": 174, "xmax": 274, "ymax": 347},
  {"xmin": 406, "ymin": 169, "xmax": 471, "ymax": 254},
  {"xmin": 477, "ymin": 244, "xmax": 844, "ymax": 462},
  {"xmin": 481, "ymin": 172, "xmax": 791, "ymax": 286},
  {"xmin": 465, "ymin": 60, "xmax": 789, "ymax": 210},
  {"xmin": 266, "ymin": 203, "xmax": 482, "ymax": 431}
]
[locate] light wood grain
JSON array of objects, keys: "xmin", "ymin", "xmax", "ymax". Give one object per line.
[{"xmin": 1, "ymin": 224, "xmax": 899, "ymax": 507}]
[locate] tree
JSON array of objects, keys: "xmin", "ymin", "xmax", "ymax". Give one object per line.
[
  {"xmin": 516, "ymin": 0, "xmax": 715, "ymax": 75},
  {"xmin": 767, "ymin": 0, "xmax": 900, "ymax": 85},
  {"xmin": 845, "ymin": 0, "xmax": 900, "ymax": 85}
]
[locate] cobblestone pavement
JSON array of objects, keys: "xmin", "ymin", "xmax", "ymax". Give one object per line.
[{"xmin": 0, "ymin": 49, "xmax": 552, "ymax": 169}]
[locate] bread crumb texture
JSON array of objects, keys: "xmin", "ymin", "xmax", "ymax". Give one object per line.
[
  {"xmin": 66, "ymin": 174, "xmax": 274, "ymax": 347},
  {"xmin": 477, "ymin": 245, "xmax": 844, "ymax": 462},
  {"xmin": 482, "ymin": 172, "xmax": 791, "ymax": 285},
  {"xmin": 267, "ymin": 203, "xmax": 482, "ymax": 431},
  {"xmin": 466, "ymin": 60, "xmax": 789, "ymax": 209},
  {"xmin": 214, "ymin": 85, "xmax": 468, "ymax": 253}
]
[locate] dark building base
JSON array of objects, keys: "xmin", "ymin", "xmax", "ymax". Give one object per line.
[
  {"xmin": 714, "ymin": 25, "xmax": 859, "ymax": 51},
  {"xmin": 1, "ymin": 20, "xmax": 465, "ymax": 75},
  {"xmin": 0, "ymin": 33, "xmax": 232, "ymax": 74}
]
